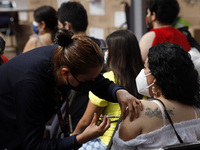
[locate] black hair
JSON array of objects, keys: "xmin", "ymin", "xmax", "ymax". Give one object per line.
[
  {"xmin": 106, "ymin": 30, "xmax": 143, "ymax": 98},
  {"xmin": 34, "ymin": 5, "xmax": 57, "ymax": 30},
  {"xmin": 34, "ymin": 5, "xmax": 58, "ymax": 40},
  {"xmin": 54, "ymin": 29, "xmax": 74, "ymax": 47},
  {"xmin": 148, "ymin": 42, "xmax": 200, "ymax": 107},
  {"xmin": 148, "ymin": 0, "xmax": 180, "ymax": 25},
  {"xmin": 58, "ymin": 2, "xmax": 88, "ymax": 33}
]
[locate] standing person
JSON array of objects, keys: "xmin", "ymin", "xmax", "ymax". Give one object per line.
[
  {"xmin": 23, "ymin": 5, "xmax": 58, "ymax": 53},
  {"xmin": 139, "ymin": 0, "xmax": 191, "ymax": 62},
  {"xmin": 0, "ymin": 29, "xmax": 142, "ymax": 150},
  {"xmin": 72, "ymin": 30, "xmax": 144, "ymax": 150},
  {"xmin": 112, "ymin": 43, "xmax": 200, "ymax": 150}
]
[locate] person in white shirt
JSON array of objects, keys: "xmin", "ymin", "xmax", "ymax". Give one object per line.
[{"xmin": 113, "ymin": 42, "xmax": 200, "ymax": 150}]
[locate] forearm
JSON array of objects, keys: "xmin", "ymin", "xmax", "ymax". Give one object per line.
[
  {"xmin": 73, "ymin": 118, "xmax": 90, "ymax": 135},
  {"xmin": 92, "ymin": 74, "xmax": 127, "ymax": 103},
  {"xmin": 75, "ymin": 113, "xmax": 110, "ymax": 145},
  {"xmin": 73, "ymin": 100, "xmax": 103, "ymax": 135}
]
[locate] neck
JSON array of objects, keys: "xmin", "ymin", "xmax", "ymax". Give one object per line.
[
  {"xmin": 73, "ymin": 31, "xmax": 87, "ymax": 37},
  {"xmin": 154, "ymin": 94, "xmax": 166, "ymax": 101},
  {"xmin": 153, "ymin": 21, "xmax": 172, "ymax": 29},
  {"xmin": 39, "ymin": 28, "xmax": 52, "ymax": 35}
]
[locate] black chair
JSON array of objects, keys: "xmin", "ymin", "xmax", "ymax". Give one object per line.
[
  {"xmin": 161, "ymin": 141, "xmax": 200, "ymax": 150},
  {"xmin": 106, "ymin": 115, "xmax": 122, "ymax": 150}
]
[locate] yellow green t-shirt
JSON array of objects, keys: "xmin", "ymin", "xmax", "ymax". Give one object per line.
[{"xmin": 89, "ymin": 71, "xmax": 121, "ymax": 146}]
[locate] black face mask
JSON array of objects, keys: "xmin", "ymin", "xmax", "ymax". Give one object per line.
[{"xmin": 67, "ymin": 79, "xmax": 95, "ymax": 92}]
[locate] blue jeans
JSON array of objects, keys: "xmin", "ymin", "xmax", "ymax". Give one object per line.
[{"xmin": 79, "ymin": 137, "xmax": 107, "ymax": 150}]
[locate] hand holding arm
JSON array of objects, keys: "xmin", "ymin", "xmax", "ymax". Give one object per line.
[{"xmin": 116, "ymin": 90, "xmax": 143, "ymax": 121}]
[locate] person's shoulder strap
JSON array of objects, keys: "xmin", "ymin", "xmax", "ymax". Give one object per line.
[
  {"xmin": 153, "ymin": 98, "xmax": 183, "ymax": 143},
  {"xmin": 152, "ymin": 100, "xmax": 166, "ymax": 126}
]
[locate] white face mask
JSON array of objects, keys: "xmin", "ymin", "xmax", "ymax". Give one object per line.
[{"xmin": 136, "ymin": 69, "xmax": 154, "ymax": 97}]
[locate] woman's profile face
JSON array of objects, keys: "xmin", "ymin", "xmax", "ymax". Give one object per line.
[
  {"xmin": 144, "ymin": 58, "xmax": 150, "ymax": 75},
  {"xmin": 144, "ymin": 58, "xmax": 156, "ymax": 96},
  {"xmin": 76, "ymin": 66, "xmax": 102, "ymax": 82}
]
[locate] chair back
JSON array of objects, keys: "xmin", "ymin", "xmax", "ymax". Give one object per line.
[
  {"xmin": 161, "ymin": 141, "xmax": 200, "ymax": 150},
  {"xmin": 0, "ymin": 0, "xmax": 16, "ymax": 8}
]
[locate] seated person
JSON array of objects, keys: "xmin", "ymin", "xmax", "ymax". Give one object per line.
[
  {"xmin": 112, "ymin": 42, "xmax": 200, "ymax": 150},
  {"xmin": 23, "ymin": 5, "xmax": 57, "ymax": 53},
  {"xmin": 72, "ymin": 29, "xmax": 144, "ymax": 150}
]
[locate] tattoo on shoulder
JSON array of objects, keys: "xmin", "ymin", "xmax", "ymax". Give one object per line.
[{"xmin": 145, "ymin": 107, "xmax": 174, "ymax": 119}]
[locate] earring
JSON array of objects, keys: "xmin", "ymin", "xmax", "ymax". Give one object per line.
[{"xmin": 152, "ymin": 86, "xmax": 155, "ymax": 97}]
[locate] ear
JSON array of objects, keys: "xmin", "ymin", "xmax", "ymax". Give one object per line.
[
  {"xmin": 40, "ymin": 21, "xmax": 46, "ymax": 29},
  {"xmin": 146, "ymin": 8, "xmax": 151, "ymax": 17},
  {"xmin": 64, "ymin": 21, "xmax": 72, "ymax": 30},
  {"xmin": 61, "ymin": 67, "xmax": 70, "ymax": 79},
  {"xmin": 152, "ymin": 12, "xmax": 156, "ymax": 21}
]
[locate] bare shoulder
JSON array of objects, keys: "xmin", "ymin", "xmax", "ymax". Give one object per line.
[
  {"xmin": 142, "ymin": 100, "xmax": 163, "ymax": 119},
  {"xmin": 139, "ymin": 31, "xmax": 156, "ymax": 61},
  {"xmin": 28, "ymin": 36, "xmax": 38, "ymax": 43},
  {"xmin": 23, "ymin": 37, "xmax": 38, "ymax": 53},
  {"xmin": 140, "ymin": 31, "xmax": 155, "ymax": 43},
  {"xmin": 119, "ymin": 100, "xmax": 165, "ymax": 141},
  {"xmin": 118, "ymin": 100, "xmax": 154, "ymax": 141}
]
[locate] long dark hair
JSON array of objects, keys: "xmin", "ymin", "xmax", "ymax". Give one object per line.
[
  {"xmin": 148, "ymin": 42, "xmax": 200, "ymax": 107},
  {"xmin": 106, "ymin": 30, "xmax": 143, "ymax": 98},
  {"xmin": 34, "ymin": 5, "xmax": 58, "ymax": 41}
]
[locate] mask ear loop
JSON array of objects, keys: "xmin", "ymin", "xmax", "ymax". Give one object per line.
[
  {"xmin": 146, "ymin": 82, "xmax": 154, "ymax": 88},
  {"xmin": 38, "ymin": 28, "xmax": 44, "ymax": 35},
  {"xmin": 144, "ymin": 72, "xmax": 151, "ymax": 77}
]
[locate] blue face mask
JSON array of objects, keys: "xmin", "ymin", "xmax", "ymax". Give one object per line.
[{"xmin": 32, "ymin": 21, "xmax": 39, "ymax": 34}]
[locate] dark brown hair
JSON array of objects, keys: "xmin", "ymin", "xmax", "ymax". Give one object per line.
[
  {"xmin": 106, "ymin": 30, "xmax": 143, "ymax": 98},
  {"xmin": 53, "ymin": 29, "xmax": 104, "ymax": 76}
]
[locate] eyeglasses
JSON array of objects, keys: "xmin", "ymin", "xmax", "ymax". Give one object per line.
[
  {"xmin": 72, "ymin": 74, "xmax": 81, "ymax": 83},
  {"xmin": 71, "ymin": 72, "xmax": 95, "ymax": 84}
]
